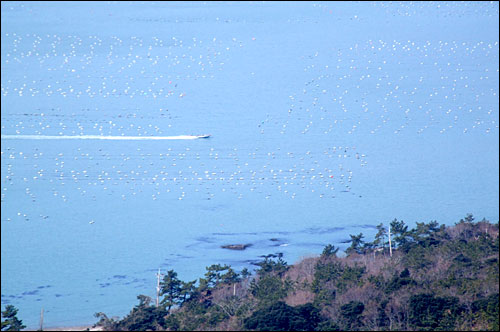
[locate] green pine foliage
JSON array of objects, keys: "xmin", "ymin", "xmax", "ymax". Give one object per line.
[
  {"xmin": 93, "ymin": 215, "xmax": 498, "ymax": 331},
  {"xmin": 1, "ymin": 305, "xmax": 26, "ymax": 331},
  {"xmin": 321, "ymin": 244, "xmax": 339, "ymax": 258},
  {"xmin": 243, "ymin": 301, "xmax": 327, "ymax": 331},
  {"xmin": 408, "ymin": 293, "xmax": 462, "ymax": 331},
  {"xmin": 249, "ymin": 275, "xmax": 293, "ymax": 306}
]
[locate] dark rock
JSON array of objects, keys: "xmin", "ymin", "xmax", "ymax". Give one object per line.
[{"xmin": 221, "ymin": 243, "xmax": 252, "ymax": 250}]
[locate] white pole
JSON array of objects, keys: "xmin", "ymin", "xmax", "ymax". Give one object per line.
[
  {"xmin": 388, "ymin": 226, "xmax": 393, "ymax": 257},
  {"xmin": 39, "ymin": 308, "xmax": 44, "ymax": 331},
  {"xmin": 156, "ymin": 268, "xmax": 161, "ymax": 307}
]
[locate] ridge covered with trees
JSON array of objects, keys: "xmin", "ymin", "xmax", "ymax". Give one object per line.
[
  {"xmin": 2, "ymin": 215, "xmax": 498, "ymax": 331},
  {"xmin": 90, "ymin": 215, "xmax": 498, "ymax": 331}
]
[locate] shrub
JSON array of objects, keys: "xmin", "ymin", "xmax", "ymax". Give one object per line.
[
  {"xmin": 408, "ymin": 293, "xmax": 462, "ymax": 330},
  {"xmin": 244, "ymin": 301, "xmax": 323, "ymax": 331},
  {"xmin": 340, "ymin": 301, "xmax": 365, "ymax": 330},
  {"xmin": 250, "ymin": 275, "xmax": 293, "ymax": 305}
]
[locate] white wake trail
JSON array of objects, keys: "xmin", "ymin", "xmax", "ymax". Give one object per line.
[{"xmin": 1, "ymin": 134, "xmax": 206, "ymax": 140}]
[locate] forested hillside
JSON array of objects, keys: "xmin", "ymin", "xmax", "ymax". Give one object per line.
[{"xmin": 93, "ymin": 215, "xmax": 499, "ymax": 331}]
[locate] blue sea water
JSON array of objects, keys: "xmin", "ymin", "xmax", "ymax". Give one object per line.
[{"xmin": 1, "ymin": 1, "xmax": 498, "ymax": 328}]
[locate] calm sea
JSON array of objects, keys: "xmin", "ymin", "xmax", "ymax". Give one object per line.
[{"xmin": 1, "ymin": 1, "xmax": 498, "ymax": 328}]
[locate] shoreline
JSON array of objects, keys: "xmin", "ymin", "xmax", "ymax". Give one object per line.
[{"xmin": 25, "ymin": 325, "xmax": 103, "ymax": 331}]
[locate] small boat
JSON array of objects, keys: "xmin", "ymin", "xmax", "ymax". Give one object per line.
[{"xmin": 196, "ymin": 134, "xmax": 211, "ymax": 139}]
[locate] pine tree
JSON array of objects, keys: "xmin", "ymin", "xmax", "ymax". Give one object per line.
[
  {"xmin": 374, "ymin": 223, "xmax": 387, "ymax": 249},
  {"xmin": 1, "ymin": 305, "xmax": 26, "ymax": 331},
  {"xmin": 390, "ymin": 219, "xmax": 409, "ymax": 248},
  {"xmin": 160, "ymin": 270, "xmax": 182, "ymax": 313},
  {"xmin": 346, "ymin": 233, "xmax": 364, "ymax": 255}
]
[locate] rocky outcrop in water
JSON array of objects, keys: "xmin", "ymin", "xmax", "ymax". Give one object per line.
[{"xmin": 221, "ymin": 244, "xmax": 252, "ymax": 250}]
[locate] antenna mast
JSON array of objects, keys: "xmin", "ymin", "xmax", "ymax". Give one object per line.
[
  {"xmin": 39, "ymin": 308, "xmax": 44, "ymax": 331},
  {"xmin": 156, "ymin": 268, "xmax": 163, "ymax": 308},
  {"xmin": 388, "ymin": 225, "xmax": 393, "ymax": 257}
]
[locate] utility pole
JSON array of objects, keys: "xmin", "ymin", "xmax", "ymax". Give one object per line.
[
  {"xmin": 156, "ymin": 268, "xmax": 164, "ymax": 308},
  {"xmin": 388, "ymin": 225, "xmax": 393, "ymax": 257},
  {"xmin": 39, "ymin": 308, "xmax": 44, "ymax": 331}
]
